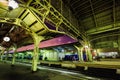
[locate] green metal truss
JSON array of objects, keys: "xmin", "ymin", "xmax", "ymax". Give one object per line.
[{"xmin": 24, "ymin": 0, "xmax": 86, "ymax": 42}]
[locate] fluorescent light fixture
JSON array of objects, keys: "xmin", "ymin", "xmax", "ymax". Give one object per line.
[
  {"xmin": 94, "ymin": 50, "xmax": 96, "ymax": 53},
  {"xmin": 85, "ymin": 45, "xmax": 88, "ymax": 48},
  {"xmin": 8, "ymin": 0, "xmax": 18, "ymax": 9},
  {"xmin": 3, "ymin": 37, "xmax": 10, "ymax": 42}
]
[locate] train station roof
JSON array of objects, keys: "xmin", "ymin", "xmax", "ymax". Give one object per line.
[{"xmin": 0, "ymin": 0, "xmax": 120, "ymax": 50}]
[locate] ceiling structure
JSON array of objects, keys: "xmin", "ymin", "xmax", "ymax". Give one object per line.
[
  {"xmin": 63, "ymin": 0, "xmax": 120, "ymax": 49},
  {"xmin": 0, "ymin": 0, "xmax": 120, "ymax": 51}
]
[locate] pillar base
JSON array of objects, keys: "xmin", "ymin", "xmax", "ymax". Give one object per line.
[
  {"xmin": 116, "ymin": 69, "xmax": 120, "ymax": 74},
  {"xmin": 84, "ymin": 66, "xmax": 88, "ymax": 70},
  {"xmin": 11, "ymin": 64, "xmax": 15, "ymax": 67},
  {"xmin": 3, "ymin": 61, "xmax": 7, "ymax": 63},
  {"xmin": 31, "ymin": 69, "xmax": 39, "ymax": 73}
]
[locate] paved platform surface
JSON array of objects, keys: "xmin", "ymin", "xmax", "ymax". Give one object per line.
[
  {"xmin": 0, "ymin": 62, "xmax": 103, "ymax": 80},
  {"xmin": 76, "ymin": 61, "xmax": 120, "ymax": 69},
  {"xmin": 1, "ymin": 61, "xmax": 120, "ymax": 80},
  {"xmin": 39, "ymin": 59, "xmax": 120, "ymax": 69}
]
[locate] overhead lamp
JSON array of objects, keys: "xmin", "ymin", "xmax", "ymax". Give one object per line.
[
  {"xmin": 3, "ymin": 37, "xmax": 10, "ymax": 42},
  {"xmin": 8, "ymin": 0, "xmax": 18, "ymax": 9},
  {"xmin": 85, "ymin": 45, "xmax": 88, "ymax": 48},
  {"xmin": 94, "ymin": 50, "xmax": 97, "ymax": 53}
]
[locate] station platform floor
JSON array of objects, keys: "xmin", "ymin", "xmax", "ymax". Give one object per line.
[
  {"xmin": 39, "ymin": 59, "xmax": 120, "ymax": 69},
  {"xmin": 76, "ymin": 60, "xmax": 120, "ymax": 69},
  {"xmin": 1, "ymin": 59, "xmax": 119, "ymax": 80},
  {"xmin": 0, "ymin": 62, "xmax": 108, "ymax": 80}
]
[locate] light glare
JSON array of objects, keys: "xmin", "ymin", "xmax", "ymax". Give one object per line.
[
  {"xmin": 3, "ymin": 37, "xmax": 10, "ymax": 42},
  {"xmin": 85, "ymin": 45, "xmax": 88, "ymax": 48},
  {"xmin": 8, "ymin": 0, "xmax": 18, "ymax": 9}
]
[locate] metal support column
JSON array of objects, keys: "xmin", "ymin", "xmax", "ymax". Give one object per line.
[
  {"xmin": 31, "ymin": 33, "xmax": 44, "ymax": 72},
  {"xmin": 117, "ymin": 36, "xmax": 120, "ymax": 56},
  {"xmin": 86, "ymin": 47, "xmax": 93, "ymax": 62},
  {"xmin": 0, "ymin": 48, "xmax": 5, "ymax": 61},
  {"xmin": 11, "ymin": 45, "xmax": 17, "ymax": 66},
  {"xmin": 84, "ymin": 41, "xmax": 93, "ymax": 62},
  {"xmin": 5, "ymin": 48, "xmax": 9, "ymax": 61},
  {"xmin": 74, "ymin": 45, "xmax": 83, "ymax": 61}
]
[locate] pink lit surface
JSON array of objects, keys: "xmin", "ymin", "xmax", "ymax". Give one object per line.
[{"xmin": 12, "ymin": 35, "xmax": 78, "ymax": 53}]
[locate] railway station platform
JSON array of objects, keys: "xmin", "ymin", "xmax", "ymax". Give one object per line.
[
  {"xmin": 0, "ymin": 61, "xmax": 110, "ymax": 80},
  {"xmin": 0, "ymin": 62, "xmax": 84, "ymax": 80},
  {"xmin": 39, "ymin": 60, "xmax": 120, "ymax": 69}
]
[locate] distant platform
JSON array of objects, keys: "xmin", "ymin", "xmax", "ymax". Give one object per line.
[{"xmin": 39, "ymin": 60, "xmax": 120, "ymax": 69}]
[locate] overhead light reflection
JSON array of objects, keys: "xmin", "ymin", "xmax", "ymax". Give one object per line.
[
  {"xmin": 85, "ymin": 45, "xmax": 88, "ymax": 48},
  {"xmin": 3, "ymin": 37, "xmax": 10, "ymax": 42},
  {"xmin": 8, "ymin": 0, "xmax": 18, "ymax": 9}
]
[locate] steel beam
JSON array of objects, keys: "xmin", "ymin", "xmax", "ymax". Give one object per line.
[
  {"xmin": 73, "ymin": 0, "xmax": 89, "ymax": 10},
  {"xmin": 26, "ymin": 0, "xmax": 33, "ymax": 7},
  {"xmin": 89, "ymin": 0, "xmax": 97, "ymax": 31},
  {"xmin": 113, "ymin": 0, "xmax": 116, "ymax": 27},
  {"xmin": 28, "ymin": 0, "xmax": 86, "ymax": 42},
  {"xmin": 76, "ymin": 1, "xmax": 112, "ymax": 18},
  {"xmin": 90, "ymin": 33, "xmax": 120, "ymax": 42}
]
